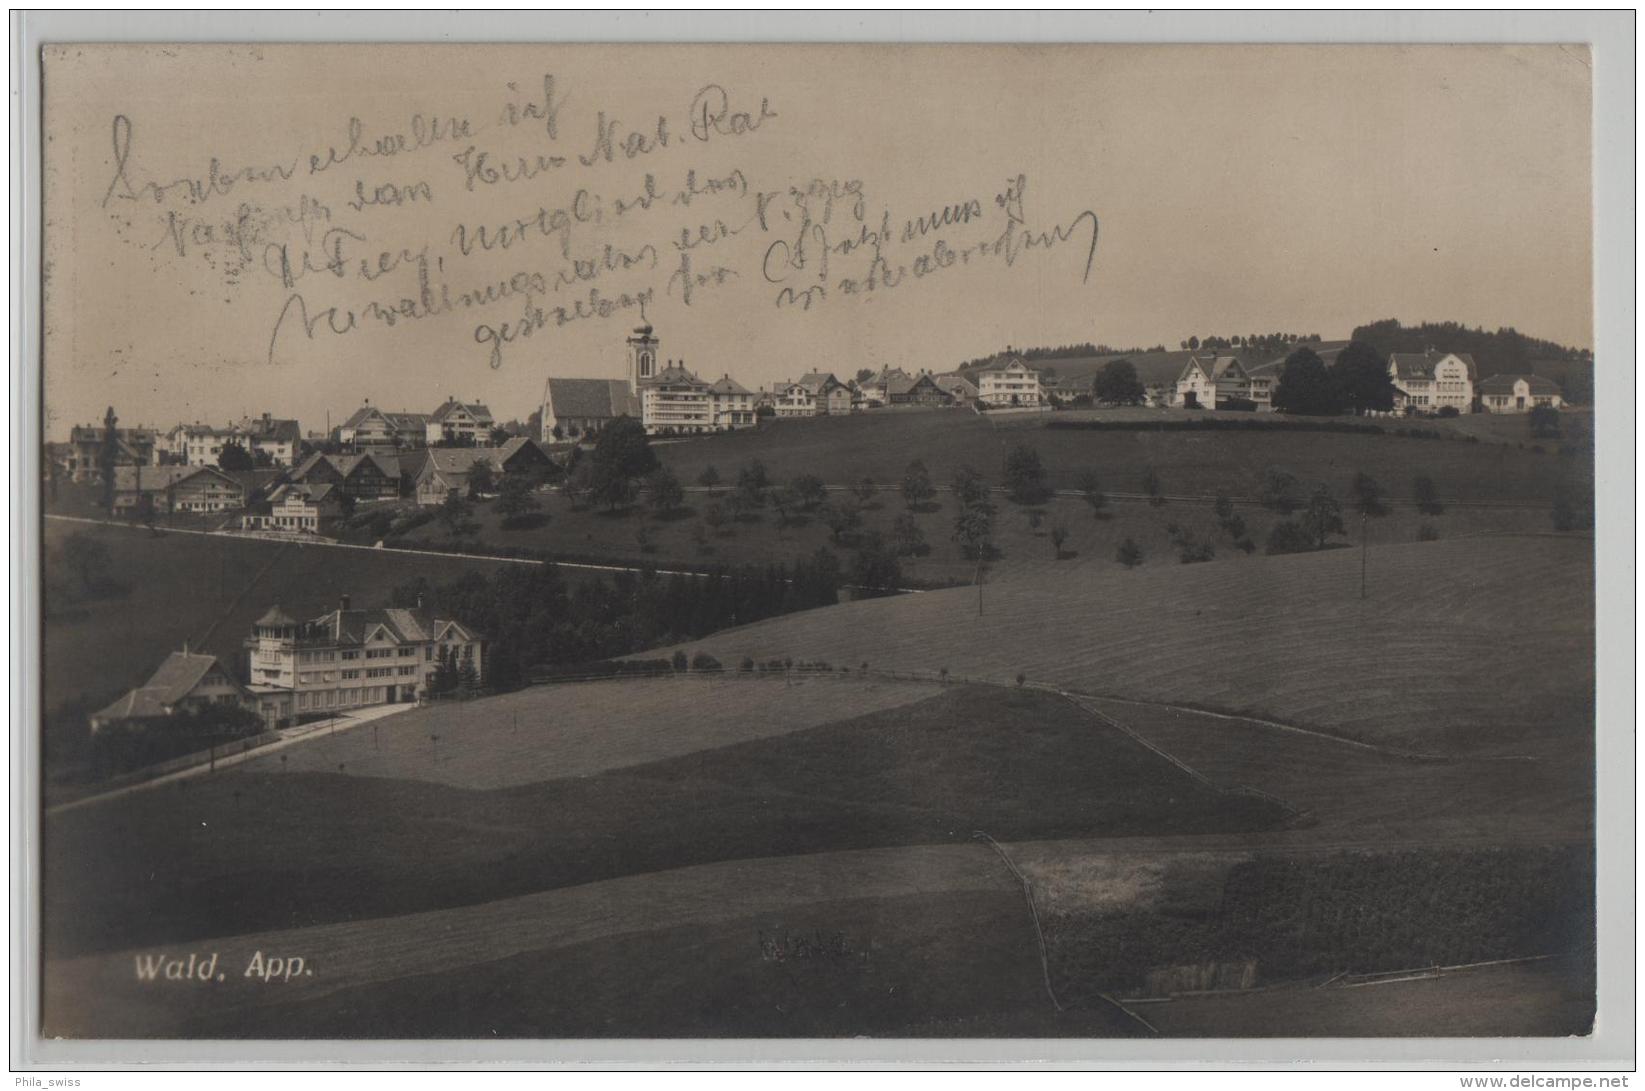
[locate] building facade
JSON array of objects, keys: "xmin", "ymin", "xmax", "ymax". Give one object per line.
[
  {"xmin": 976, "ymin": 358, "xmax": 1043, "ymax": 406},
  {"xmin": 426, "ymin": 398, "xmax": 496, "ymax": 445},
  {"xmin": 1388, "ymin": 350, "xmax": 1477, "ymax": 413},
  {"xmin": 244, "ymin": 599, "xmax": 485, "ymax": 724},
  {"xmin": 112, "ymin": 465, "xmax": 247, "ymax": 514},
  {"xmin": 1477, "ymin": 374, "xmax": 1564, "ymax": 413},
  {"xmin": 90, "ymin": 650, "xmax": 256, "ymax": 734},
  {"xmin": 1173, "ymin": 354, "xmax": 1270, "ymax": 410}
]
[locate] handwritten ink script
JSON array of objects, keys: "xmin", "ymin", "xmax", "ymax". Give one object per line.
[{"xmin": 99, "ymin": 75, "xmax": 1100, "ymax": 370}]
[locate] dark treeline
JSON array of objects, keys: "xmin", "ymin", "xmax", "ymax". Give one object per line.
[
  {"xmin": 956, "ymin": 342, "xmax": 1167, "ymax": 370},
  {"xmin": 1352, "ymin": 318, "xmax": 1591, "ymax": 374},
  {"xmin": 390, "ymin": 552, "xmax": 843, "ymax": 689}
]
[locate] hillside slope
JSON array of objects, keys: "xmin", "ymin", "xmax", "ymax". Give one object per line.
[{"xmin": 668, "ymin": 535, "xmax": 1594, "ymax": 756}]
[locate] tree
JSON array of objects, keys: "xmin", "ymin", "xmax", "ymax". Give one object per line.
[
  {"xmin": 850, "ymin": 531, "xmax": 902, "ymax": 597},
  {"xmin": 588, "ymin": 416, "xmax": 657, "ymax": 510},
  {"xmin": 1260, "ymin": 467, "xmax": 1304, "ymax": 513},
  {"xmin": 853, "ymin": 476, "xmax": 878, "ymax": 506},
  {"xmin": 98, "ymin": 406, "xmax": 121, "ymax": 513},
  {"xmin": 819, "ymin": 496, "xmax": 862, "ymax": 544},
  {"xmin": 901, "ymin": 459, "xmax": 936, "ymax": 510},
  {"xmin": 737, "ymin": 458, "xmax": 770, "ymax": 497},
  {"xmin": 1272, "ymin": 347, "xmax": 1344, "ymax": 416},
  {"xmin": 1350, "ymin": 472, "xmax": 1389, "ymax": 518},
  {"xmin": 1529, "ymin": 406, "xmax": 1561, "ymax": 438},
  {"xmin": 769, "ymin": 483, "xmax": 801, "ymax": 529},
  {"xmin": 465, "ymin": 457, "xmax": 497, "ymax": 499},
  {"xmin": 791, "ymin": 472, "xmax": 827, "ymax": 510},
  {"xmin": 439, "ymin": 490, "xmax": 473, "ymax": 535},
  {"xmin": 561, "ymin": 459, "xmax": 594, "ymax": 510},
  {"xmin": 1300, "ymin": 484, "xmax": 1346, "ymax": 549},
  {"xmin": 1413, "ymin": 474, "xmax": 1444, "ymax": 516},
  {"xmin": 634, "ymin": 524, "xmax": 655, "ymax": 552},
  {"xmin": 1143, "ymin": 466, "xmax": 1165, "ymax": 507},
  {"xmin": 1330, "ymin": 340, "xmax": 1397, "ymax": 415},
  {"xmin": 1050, "ymin": 523, "xmax": 1070, "ymax": 558},
  {"xmin": 1003, "ymin": 444, "xmax": 1050, "ymax": 504},
  {"xmin": 1213, "ymin": 494, "xmax": 1247, "ymax": 540},
  {"xmin": 496, "ymin": 472, "xmax": 541, "ymax": 525},
  {"xmin": 217, "ymin": 441, "xmax": 254, "ymax": 472},
  {"xmin": 1076, "ymin": 470, "xmax": 1107, "ymax": 518},
  {"xmin": 952, "ymin": 464, "xmax": 988, "ymax": 508},
  {"xmin": 855, "ymin": 367, "xmax": 876, "ymax": 384},
  {"xmin": 643, "ymin": 467, "xmax": 685, "ymax": 516},
  {"xmin": 952, "ymin": 502, "xmax": 995, "ymax": 561},
  {"xmin": 891, "ymin": 511, "xmax": 928, "ymax": 557},
  {"xmin": 1093, "ymin": 358, "xmax": 1146, "ymax": 405},
  {"xmin": 702, "ymin": 501, "xmax": 728, "ymax": 535},
  {"xmin": 1116, "ymin": 537, "xmax": 1143, "ymax": 568},
  {"xmin": 697, "ymin": 464, "xmax": 722, "ymax": 493},
  {"xmin": 1264, "ymin": 520, "xmax": 1315, "ymax": 556}
]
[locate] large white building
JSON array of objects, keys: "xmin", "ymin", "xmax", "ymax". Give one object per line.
[
  {"xmin": 1173, "ymin": 354, "xmax": 1272, "ymax": 410},
  {"xmin": 1388, "ymin": 350, "xmax": 1477, "ymax": 413},
  {"xmin": 541, "ymin": 324, "xmax": 759, "ymax": 438},
  {"xmin": 976, "ymin": 357, "xmax": 1043, "ymax": 406},
  {"xmin": 244, "ymin": 598, "xmax": 485, "ymax": 726}
]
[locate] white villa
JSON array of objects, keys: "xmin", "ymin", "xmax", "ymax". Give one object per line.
[
  {"xmin": 976, "ymin": 357, "xmax": 1043, "ymax": 406},
  {"xmin": 1173, "ymin": 354, "xmax": 1272, "ymax": 410}
]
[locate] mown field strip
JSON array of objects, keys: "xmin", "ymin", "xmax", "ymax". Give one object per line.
[{"xmin": 44, "ymin": 841, "xmax": 1013, "ymax": 1036}]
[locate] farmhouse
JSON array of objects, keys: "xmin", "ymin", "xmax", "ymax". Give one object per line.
[
  {"xmin": 976, "ymin": 357, "xmax": 1043, "ymax": 406},
  {"xmin": 1173, "ymin": 354, "xmax": 1269, "ymax": 410},
  {"xmin": 797, "ymin": 371, "xmax": 854, "ymax": 415},
  {"xmin": 1478, "ymin": 373, "xmax": 1564, "ymax": 414},
  {"xmin": 89, "ymin": 650, "xmax": 255, "ymax": 734},
  {"xmin": 289, "ymin": 451, "xmax": 401, "ymax": 501},
  {"xmin": 240, "ymin": 482, "xmax": 341, "ymax": 534},
  {"xmin": 337, "ymin": 404, "xmax": 433, "ymax": 449},
  {"xmin": 426, "ymin": 397, "xmax": 496, "ymax": 445},
  {"xmin": 933, "ymin": 372, "xmax": 979, "ymax": 405},
  {"xmin": 1388, "ymin": 350, "xmax": 1477, "ymax": 413},
  {"xmin": 858, "ymin": 367, "xmax": 912, "ymax": 407},
  {"xmin": 112, "ymin": 464, "xmax": 247, "ymax": 514},
  {"xmin": 244, "ymin": 597, "xmax": 485, "ymax": 723},
  {"xmin": 407, "ymin": 437, "xmax": 555, "ymax": 506},
  {"xmin": 885, "ymin": 370, "xmax": 953, "ymax": 406}
]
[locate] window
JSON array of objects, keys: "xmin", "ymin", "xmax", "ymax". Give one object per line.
[
  {"xmin": 341, "ymin": 650, "xmax": 359, "ymax": 660},
  {"xmin": 342, "ymin": 669, "xmax": 359, "ymax": 680},
  {"xmin": 399, "ymin": 647, "xmax": 415, "ymax": 657},
  {"xmin": 425, "ymin": 646, "xmax": 434, "ymax": 661}
]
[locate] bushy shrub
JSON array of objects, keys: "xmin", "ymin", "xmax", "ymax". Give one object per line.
[
  {"xmin": 691, "ymin": 652, "xmax": 723, "ymax": 672},
  {"xmin": 740, "ymin": 655, "xmax": 755, "ymax": 672},
  {"xmin": 1418, "ymin": 524, "xmax": 1441, "ymax": 542},
  {"xmin": 1265, "ymin": 520, "xmax": 1316, "ymax": 556},
  {"xmin": 671, "ymin": 649, "xmax": 689, "ymax": 672},
  {"xmin": 1437, "ymin": 405, "xmax": 1460, "ymax": 418}
]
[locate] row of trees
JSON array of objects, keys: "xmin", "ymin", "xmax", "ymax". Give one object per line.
[
  {"xmin": 1179, "ymin": 332, "xmax": 1324, "ymax": 354},
  {"xmin": 1271, "ymin": 341, "xmax": 1399, "ymax": 416}
]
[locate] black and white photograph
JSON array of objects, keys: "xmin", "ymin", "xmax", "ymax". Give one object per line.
[{"xmin": 17, "ymin": 21, "xmax": 1628, "ymax": 1064}]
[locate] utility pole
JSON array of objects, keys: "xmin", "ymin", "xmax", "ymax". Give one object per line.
[{"xmin": 1360, "ymin": 510, "xmax": 1368, "ymax": 600}]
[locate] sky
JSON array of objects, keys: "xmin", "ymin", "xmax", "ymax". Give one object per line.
[{"xmin": 42, "ymin": 43, "xmax": 1593, "ymax": 438}]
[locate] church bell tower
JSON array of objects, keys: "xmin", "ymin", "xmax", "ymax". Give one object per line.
[{"xmin": 627, "ymin": 324, "xmax": 659, "ymax": 388}]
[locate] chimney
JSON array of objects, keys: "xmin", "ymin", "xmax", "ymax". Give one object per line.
[
  {"xmin": 340, "ymin": 594, "xmax": 351, "ymax": 612},
  {"xmin": 416, "ymin": 592, "xmax": 425, "ymax": 610}
]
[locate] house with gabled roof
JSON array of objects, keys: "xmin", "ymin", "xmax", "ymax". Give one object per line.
[
  {"xmin": 90, "ymin": 650, "xmax": 255, "ymax": 734},
  {"xmin": 426, "ymin": 397, "xmax": 495, "ymax": 445},
  {"xmin": 112, "ymin": 464, "xmax": 247, "ymax": 514},
  {"xmin": 337, "ymin": 403, "xmax": 433, "ymax": 449},
  {"xmin": 859, "ymin": 367, "xmax": 914, "ymax": 407},
  {"xmin": 289, "ymin": 451, "xmax": 401, "ymax": 501},
  {"xmin": 976, "ymin": 357, "xmax": 1043, "ymax": 407},
  {"xmin": 886, "ymin": 370, "xmax": 953, "ymax": 406},
  {"xmin": 1387, "ymin": 350, "xmax": 1477, "ymax": 414},
  {"xmin": 640, "ymin": 363, "xmax": 716, "ymax": 434},
  {"xmin": 406, "ymin": 438, "xmax": 556, "ymax": 506},
  {"xmin": 795, "ymin": 371, "xmax": 854, "ymax": 415},
  {"xmin": 707, "ymin": 374, "xmax": 757, "ymax": 428},
  {"xmin": 1174, "ymin": 354, "xmax": 1267, "ymax": 410},
  {"xmin": 1477, "ymin": 373, "xmax": 1564, "ymax": 414},
  {"xmin": 64, "ymin": 422, "xmax": 157, "ymax": 483},
  {"xmin": 932, "ymin": 372, "xmax": 980, "ymax": 405},
  {"xmin": 244, "ymin": 595, "xmax": 486, "ymax": 722}
]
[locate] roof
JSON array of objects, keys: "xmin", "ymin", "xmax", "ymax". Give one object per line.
[
  {"xmin": 268, "ymin": 482, "xmax": 335, "ymax": 505},
  {"xmin": 235, "ymin": 416, "xmax": 302, "ymax": 444},
  {"xmin": 1389, "ymin": 350, "xmax": 1479, "ymax": 381},
  {"xmin": 495, "ymin": 436, "xmax": 549, "ymax": 464},
  {"xmin": 976, "ymin": 357, "xmax": 1036, "ymax": 375},
  {"xmin": 933, "ymin": 373, "xmax": 980, "ymax": 396},
  {"xmin": 91, "ymin": 687, "xmax": 170, "ymax": 723},
  {"xmin": 340, "ymin": 406, "xmax": 431, "ymax": 433},
  {"xmin": 544, "ymin": 378, "xmax": 642, "ymax": 421},
  {"xmin": 306, "ymin": 606, "xmax": 484, "ymax": 646},
  {"xmin": 1478, "ymin": 373, "xmax": 1562, "ymax": 396},
  {"xmin": 708, "ymin": 374, "xmax": 751, "ymax": 396},
  {"xmin": 1178, "ymin": 354, "xmax": 1248, "ymax": 383},
  {"xmin": 646, "ymin": 365, "xmax": 706, "ymax": 388},
  {"xmin": 886, "ymin": 372, "xmax": 946, "ymax": 397},
  {"xmin": 256, "ymin": 605, "xmax": 299, "ymax": 627},
  {"xmin": 112, "ymin": 465, "xmax": 242, "ymax": 494},
  {"xmin": 795, "ymin": 371, "xmax": 843, "ymax": 394},
  {"xmin": 430, "ymin": 397, "xmax": 495, "ymax": 424}
]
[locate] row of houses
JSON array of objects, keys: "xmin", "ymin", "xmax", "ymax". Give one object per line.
[
  {"xmin": 90, "ymin": 595, "xmax": 486, "ymax": 734},
  {"xmin": 336, "ymin": 396, "xmax": 497, "ymax": 448},
  {"xmin": 1163, "ymin": 348, "xmax": 1564, "ymax": 414}
]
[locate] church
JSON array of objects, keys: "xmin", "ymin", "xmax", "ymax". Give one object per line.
[{"xmin": 539, "ymin": 323, "xmax": 757, "ymax": 440}]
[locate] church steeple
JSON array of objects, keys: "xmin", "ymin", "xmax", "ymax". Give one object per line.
[{"xmin": 627, "ymin": 323, "xmax": 659, "ymax": 388}]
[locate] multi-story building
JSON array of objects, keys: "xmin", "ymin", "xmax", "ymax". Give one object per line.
[
  {"xmin": 244, "ymin": 597, "xmax": 485, "ymax": 725},
  {"xmin": 976, "ymin": 357, "xmax": 1043, "ymax": 407},
  {"xmin": 708, "ymin": 374, "xmax": 756, "ymax": 428},
  {"xmin": 1388, "ymin": 350, "xmax": 1477, "ymax": 414},
  {"xmin": 1477, "ymin": 374, "xmax": 1564, "ymax": 414},
  {"xmin": 240, "ymin": 482, "xmax": 341, "ymax": 534},
  {"xmin": 640, "ymin": 364, "xmax": 716, "ymax": 433},
  {"xmin": 795, "ymin": 372, "xmax": 853, "ymax": 415},
  {"xmin": 112, "ymin": 464, "xmax": 247, "ymax": 514},
  {"xmin": 337, "ymin": 404, "xmax": 433, "ymax": 449},
  {"xmin": 426, "ymin": 398, "xmax": 495, "ymax": 445},
  {"xmin": 289, "ymin": 451, "xmax": 401, "ymax": 501},
  {"xmin": 772, "ymin": 380, "xmax": 816, "ymax": 418},
  {"xmin": 1173, "ymin": 354, "xmax": 1270, "ymax": 410},
  {"xmin": 63, "ymin": 413, "xmax": 157, "ymax": 483},
  {"xmin": 232, "ymin": 414, "xmax": 302, "ymax": 465}
]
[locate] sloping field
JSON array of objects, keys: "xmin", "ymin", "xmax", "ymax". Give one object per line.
[
  {"xmin": 42, "ymin": 842, "xmax": 1017, "ymax": 1037},
  {"xmin": 236, "ymin": 674, "xmax": 939, "ymax": 787},
  {"xmin": 46, "ymin": 686, "xmax": 1284, "ymax": 958},
  {"xmin": 671, "ymin": 535, "xmax": 1595, "ymax": 756},
  {"xmin": 652, "ymin": 404, "xmax": 1578, "ymax": 502}
]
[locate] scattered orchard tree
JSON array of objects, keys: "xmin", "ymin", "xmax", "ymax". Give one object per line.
[
  {"xmin": 1351, "ymin": 471, "xmax": 1389, "ymax": 518},
  {"xmin": 791, "ymin": 472, "xmax": 827, "ymax": 510},
  {"xmin": 1093, "ymin": 359, "xmax": 1146, "ymax": 405},
  {"xmin": 901, "ymin": 459, "xmax": 937, "ymax": 510},
  {"xmin": 1003, "ymin": 444, "xmax": 1051, "ymax": 504},
  {"xmin": 1050, "ymin": 522, "xmax": 1070, "ymax": 558},
  {"xmin": 644, "ymin": 467, "xmax": 686, "ymax": 516},
  {"xmin": 1260, "ymin": 466, "xmax": 1304, "ymax": 513},
  {"xmin": 1413, "ymin": 474, "xmax": 1444, "ymax": 516},
  {"xmin": 891, "ymin": 511, "xmax": 929, "ymax": 557},
  {"xmin": 697, "ymin": 464, "xmax": 722, "ymax": 492},
  {"xmin": 1300, "ymin": 485, "xmax": 1346, "ymax": 549},
  {"xmin": 465, "ymin": 457, "xmax": 497, "ymax": 499},
  {"xmin": 1077, "ymin": 470, "xmax": 1108, "ymax": 518}
]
